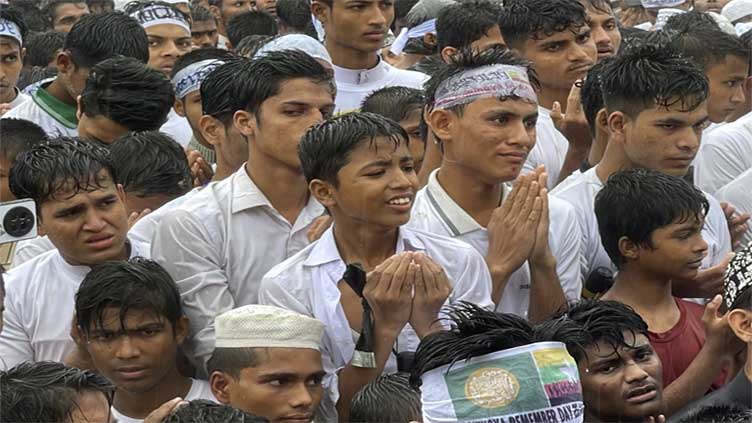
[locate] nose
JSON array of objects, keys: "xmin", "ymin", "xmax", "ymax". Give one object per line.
[
  {"xmin": 732, "ymin": 84, "xmax": 746, "ymax": 105},
  {"xmin": 692, "ymin": 234, "xmax": 709, "ymax": 256},
  {"xmin": 569, "ymin": 38, "xmax": 595, "ymax": 64},
  {"xmin": 368, "ymin": 5, "xmax": 388, "ymax": 27},
  {"xmin": 676, "ymin": 128, "xmax": 701, "ymax": 153},
  {"xmin": 114, "ymin": 335, "xmax": 140, "ymax": 359},
  {"xmin": 623, "ymin": 361, "xmax": 650, "ymax": 384},
  {"xmin": 391, "ymin": 165, "xmax": 414, "ymax": 190},
  {"xmin": 591, "ymin": 25, "xmax": 610, "ymax": 48},
  {"xmin": 83, "ymin": 210, "xmax": 107, "ymax": 232},
  {"xmin": 163, "ymin": 41, "xmax": 181, "ymax": 57},
  {"xmin": 507, "ymin": 120, "xmax": 536, "ymax": 150},
  {"xmin": 288, "ymin": 383, "xmax": 314, "ymax": 409}
]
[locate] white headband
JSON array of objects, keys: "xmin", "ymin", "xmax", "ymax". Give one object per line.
[
  {"xmin": 654, "ymin": 8, "xmax": 686, "ymax": 29},
  {"xmin": 172, "ymin": 59, "xmax": 225, "ymax": 99},
  {"xmin": 641, "ymin": 0, "xmax": 686, "ymax": 8},
  {"xmin": 390, "ymin": 18, "xmax": 436, "ymax": 55},
  {"xmin": 434, "ymin": 64, "xmax": 538, "ymax": 110},
  {"xmin": 130, "ymin": 5, "xmax": 190, "ymax": 34},
  {"xmin": 0, "ymin": 19, "xmax": 22, "ymax": 46},
  {"xmin": 420, "ymin": 342, "xmax": 584, "ymax": 423},
  {"xmin": 737, "ymin": 21, "xmax": 752, "ymax": 35}
]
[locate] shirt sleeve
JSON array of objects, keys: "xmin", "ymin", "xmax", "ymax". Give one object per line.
[
  {"xmin": 550, "ymin": 200, "xmax": 583, "ymax": 302},
  {"xmin": 0, "ymin": 281, "xmax": 34, "ymax": 369},
  {"xmin": 449, "ymin": 246, "xmax": 495, "ymax": 310},
  {"xmin": 151, "ymin": 210, "xmax": 235, "ymax": 371},
  {"xmin": 694, "ymin": 138, "xmax": 745, "ymax": 195}
]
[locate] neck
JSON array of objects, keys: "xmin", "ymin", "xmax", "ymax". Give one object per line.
[
  {"xmin": 594, "ymin": 141, "xmax": 630, "ymax": 183},
  {"xmin": 0, "ymin": 87, "xmax": 17, "ymax": 103},
  {"xmin": 605, "ymin": 266, "xmax": 675, "ymax": 312},
  {"xmin": 437, "ymin": 163, "xmax": 505, "ymax": 227},
  {"xmin": 61, "ymin": 241, "xmax": 130, "ymax": 267},
  {"xmin": 728, "ymin": 103, "xmax": 751, "ymax": 122},
  {"xmin": 537, "ymin": 85, "xmax": 570, "ymax": 112},
  {"xmin": 113, "ymin": 368, "xmax": 192, "ymax": 419},
  {"xmin": 246, "ymin": 151, "xmax": 309, "ymax": 222},
  {"xmin": 45, "ymin": 77, "xmax": 76, "ymax": 106},
  {"xmin": 326, "ymin": 39, "xmax": 379, "ymax": 70},
  {"xmin": 212, "ymin": 144, "xmax": 241, "ymax": 182},
  {"xmin": 332, "ymin": 218, "xmax": 399, "ymax": 270}
]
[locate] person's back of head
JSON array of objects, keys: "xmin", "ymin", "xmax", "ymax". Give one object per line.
[
  {"xmin": 394, "ymin": 0, "xmax": 420, "ymax": 32},
  {"xmin": 63, "ymin": 11, "xmax": 150, "ymax": 69},
  {"xmin": 499, "ymin": 0, "xmax": 588, "ymax": 49},
  {"xmin": 436, "ymin": 0, "xmax": 504, "ymax": 53},
  {"xmin": 226, "ymin": 10, "xmax": 278, "ymax": 48},
  {"xmin": 0, "ymin": 361, "xmax": 114, "ymax": 423},
  {"xmin": 580, "ymin": 58, "xmax": 611, "ymax": 137},
  {"xmin": 163, "ymin": 399, "xmax": 270, "ymax": 422},
  {"xmin": 276, "ymin": 0, "xmax": 315, "ymax": 35},
  {"xmin": 0, "ymin": 118, "xmax": 48, "ymax": 201},
  {"xmin": 662, "ymin": 24, "xmax": 750, "ymax": 71},
  {"xmin": 361, "ymin": 86, "xmax": 424, "ymax": 123},
  {"xmin": 398, "ymin": 0, "xmax": 454, "ymax": 56},
  {"xmin": 192, "ymin": 4, "xmax": 216, "ymax": 23},
  {"xmin": 664, "ymin": 9, "xmax": 721, "ymax": 32},
  {"xmin": 350, "ymin": 373, "xmax": 421, "ymax": 423},
  {"xmin": 200, "ymin": 58, "xmax": 245, "ymax": 124},
  {"xmin": 23, "ymin": 30, "xmax": 66, "ymax": 68}
]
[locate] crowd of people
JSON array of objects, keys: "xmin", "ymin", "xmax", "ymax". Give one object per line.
[{"xmin": 0, "ymin": 0, "xmax": 751, "ymax": 421}]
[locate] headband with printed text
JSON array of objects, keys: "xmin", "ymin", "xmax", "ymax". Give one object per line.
[
  {"xmin": 172, "ymin": 59, "xmax": 225, "ymax": 99},
  {"xmin": 0, "ymin": 18, "xmax": 22, "ymax": 46},
  {"xmin": 434, "ymin": 64, "xmax": 538, "ymax": 110},
  {"xmin": 641, "ymin": 0, "xmax": 686, "ymax": 8},
  {"xmin": 130, "ymin": 5, "xmax": 190, "ymax": 34}
]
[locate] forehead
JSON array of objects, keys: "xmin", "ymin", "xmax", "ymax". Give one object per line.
[
  {"xmin": 0, "ymin": 37, "xmax": 21, "ymax": 51},
  {"xmin": 266, "ymin": 77, "xmax": 335, "ymax": 106},
  {"xmin": 95, "ymin": 306, "xmax": 166, "ymax": 330},
  {"xmin": 635, "ymin": 99, "xmax": 708, "ymax": 121},
  {"xmin": 54, "ymin": 2, "xmax": 89, "ymax": 16},
  {"xmin": 147, "ymin": 24, "xmax": 191, "ymax": 39},
  {"xmin": 241, "ymin": 347, "xmax": 323, "ymax": 375},
  {"xmin": 530, "ymin": 24, "xmax": 587, "ymax": 44},
  {"xmin": 345, "ymin": 135, "xmax": 409, "ymax": 165},
  {"xmin": 192, "ymin": 19, "xmax": 217, "ymax": 30},
  {"xmin": 585, "ymin": 332, "xmax": 649, "ymax": 360},
  {"xmin": 44, "ymin": 172, "xmax": 117, "ymax": 206},
  {"xmin": 462, "ymin": 96, "xmax": 539, "ymax": 116},
  {"xmin": 585, "ymin": 3, "xmax": 614, "ymax": 18}
]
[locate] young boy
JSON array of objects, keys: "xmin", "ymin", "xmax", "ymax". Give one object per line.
[
  {"xmin": 0, "ymin": 6, "xmax": 30, "ymax": 116},
  {"xmin": 0, "ymin": 139, "xmax": 149, "ymax": 368},
  {"xmin": 5, "ymin": 12, "xmax": 149, "ymax": 136},
  {"xmin": 74, "ymin": 258, "xmax": 217, "ymax": 423},
  {"xmin": 435, "ymin": 0, "xmax": 506, "ymax": 62},
  {"xmin": 410, "ymin": 48, "xmax": 582, "ymax": 322},
  {"xmin": 259, "ymin": 112, "xmax": 493, "ymax": 420},
  {"xmin": 361, "ymin": 86, "xmax": 426, "ymax": 172},
  {"xmin": 501, "ymin": 0, "xmax": 597, "ymax": 188},
  {"xmin": 581, "ymin": 0, "xmax": 621, "ymax": 61},
  {"xmin": 190, "ymin": 5, "xmax": 220, "ymax": 49},
  {"xmin": 595, "ymin": 168, "xmax": 740, "ymax": 414},
  {"xmin": 207, "ymin": 0, "xmax": 254, "ymax": 49},
  {"xmin": 43, "ymin": 0, "xmax": 90, "ymax": 33},
  {"xmin": 207, "ymin": 304, "xmax": 327, "ymax": 422}
]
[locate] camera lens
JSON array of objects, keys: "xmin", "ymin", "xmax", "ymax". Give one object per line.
[{"xmin": 3, "ymin": 206, "xmax": 35, "ymax": 237}]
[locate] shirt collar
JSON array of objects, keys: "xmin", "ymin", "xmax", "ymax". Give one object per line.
[
  {"xmin": 332, "ymin": 57, "xmax": 389, "ymax": 85},
  {"xmin": 425, "ymin": 168, "xmax": 486, "ymax": 236},
  {"xmin": 230, "ymin": 166, "xmax": 324, "ymax": 217},
  {"xmin": 303, "ymin": 225, "xmax": 427, "ymax": 267},
  {"xmin": 32, "ymin": 81, "xmax": 77, "ymax": 129}
]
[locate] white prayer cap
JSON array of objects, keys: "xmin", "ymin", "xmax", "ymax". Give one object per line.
[
  {"xmin": 215, "ymin": 305, "xmax": 325, "ymax": 351},
  {"xmin": 253, "ymin": 34, "xmax": 333, "ymax": 67},
  {"xmin": 708, "ymin": 11, "xmax": 737, "ymax": 35},
  {"xmin": 723, "ymin": 0, "xmax": 752, "ymax": 23}
]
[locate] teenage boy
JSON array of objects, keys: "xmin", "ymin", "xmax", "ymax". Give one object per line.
[
  {"xmin": 581, "ymin": 0, "xmax": 621, "ymax": 61},
  {"xmin": 43, "ymin": 0, "xmax": 90, "ymax": 33},
  {"xmin": 208, "ymin": 304, "xmax": 327, "ymax": 422},
  {"xmin": 410, "ymin": 48, "xmax": 582, "ymax": 322},
  {"xmin": 208, "ymin": 0, "xmax": 254, "ymax": 49},
  {"xmin": 554, "ymin": 300, "xmax": 665, "ymax": 423},
  {"xmin": 152, "ymin": 50, "xmax": 335, "ymax": 373},
  {"xmin": 595, "ymin": 168, "xmax": 741, "ymax": 414},
  {"xmin": 259, "ymin": 112, "xmax": 493, "ymax": 420},
  {"xmin": 191, "ymin": 5, "xmax": 220, "ymax": 48},
  {"xmin": 5, "ymin": 12, "xmax": 149, "ymax": 137},
  {"xmin": 0, "ymin": 118, "xmax": 47, "ymax": 203},
  {"xmin": 226, "ymin": 10, "xmax": 278, "ymax": 50},
  {"xmin": 312, "ymin": 0, "xmax": 427, "ymax": 113},
  {"xmin": 0, "ymin": 139, "xmax": 149, "ymax": 369},
  {"xmin": 77, "ymin": 56, "xmax": 175, "ymax": 144},
  {"xmin": 0, "ymin": 6, "xmax": 29, "ymax": 116},
  {"xmin": 277, "ymin": 0, "xmax": 317, "ymax": 36},
  {"xmin": 501, "ymin": 0, "xmax": 597, "ymax": 188},
  {"xmin": 361, "ymin": 86, "xmax": 426, "ymax": 172},
  {"xmin": 74, "ymin": 258, "xmax": 217, "ymax": 423},
  {"xmin": 435, "ymin": 0, "xmax": 506, "ymax": 62},
  {"xmin": 552, "ymin": 43, "xmax": 733, "ymax": 297}
]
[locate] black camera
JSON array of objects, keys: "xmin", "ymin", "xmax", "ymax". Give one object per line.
[{"xmin": 0, "ymin": 199, "xmax": 37, "ymax": 244}]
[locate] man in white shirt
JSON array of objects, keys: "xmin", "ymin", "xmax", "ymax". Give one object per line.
[
  {"xmin": 500, "ymin": 0, "xmax": 597, "ymax": 189},
  {"xmin": 259, "ymin": 112, "xmax": 494, "ymax": 421},
  {"xmin": 694, "ymin": 111, "xmax": 752, "ymax": 195},
  {"xmin": 0, "ymin": 6, "xmax": 30, "ymax": 117},
  {"xmin": 553, "ymin": 43, "xmax": 733, "ymax": 298},
  {"xmin": 152, "ymin": 50, "xmax": 336, "ymax": 373},
  {"xmin": 716, "ymin": 168, "xmax": 752, "ymax": 247},
  {"xmin": 4, "ymin": 12, "xmax": 150, "ymax": 137},
  {"xmin": 0, "ymin": 139, "xmax": 149, "ymax": 369},
  {"xmin": 312, "ymin": 0, "xmax": 428, "ymax": 114},
  {"xmin": 409, "ymin": 48, "xmax": 582, "ymax": 322}
]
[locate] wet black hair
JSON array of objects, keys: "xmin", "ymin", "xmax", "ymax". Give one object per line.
[
  {"xmin": 663, "ymin": 10, "xmax": 720, "ymax": 33},
  {"xmin": 580, "ymin": 0, "xmax": 613, "ymax": 15},
  {"xmin": 109, "ymin": 131, "xmax": 192, "ymax": 197},
  {"xmin": 350, "ymin": 373, "xmax": 422, "ymax": 423},
  {"xmin": 63, "ymin": 11, "xmax": 150, "ymax": 68},
  {"xmin": 191, "ymin": 4, "xmax": 216, "ymax": 22},
  {"xmin": 361, "ymin": 86, "xmax": 425, "ymax": 124},
  {"xmin": 163, "ymin": 399, "xmax": 270, "ymax": 422},
  {"xmin": 23, "ymin": 30, "xmax": 66, "ymax": 67},
  {"xmin": 0, "ymin": 118, "xmax": 48, "ymax": 163},
  {"xmin": 226, "ymin": 10, "xmax": 278, "ymax": 47},
  {"xmin": 679, "ymin": 405, "xmax": 752, "ymax": 423},
  {"xmin": 200, "ymin": 58, "xmax": 246, "ymax": 123},
  {"xmin": 594, "ymin": 168, "xmax": 709, "ymax": 269},
  {"xmin": 0, "ymin": 5, "xmax": 29, "ymax": 46},
  {"xmin": 436, "ymin": 0, "xmax": 503, "ymax": 52},
  {"xmin": 276, "ymin": 0, "xmax": 315, "ymax": 35},
  {"xmin": 580, "ymin": 58, "xmax": 611, "ymax": 136},
  {"xmin": 299, "ymin": 112, "xmax": 409, "ymax": 185},
  {"xmin": 170, "ymin": 47, "xmax": 236, "ymax": 80},
  {"xmin": 10, "ymin": 0, "xmax": 51, "ymax": 32},
  {"xmin": 235, "ymin": 34, "xmax": 274, "ymax": 57},
  {"xmin": 499, "ymin": 0, "xmax": 588, "ymax": 49},
  {"xmin": 75, "ymin": 257, "xmax": 183, "ymax": 337},
  {"xmin": 0, "ymin": 361, "xmax": 114, "ymax": 423}
]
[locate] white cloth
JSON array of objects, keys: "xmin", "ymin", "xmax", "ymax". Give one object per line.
[
  {"xmin": 407, "ymin": 169, "xmax": 582, "ymax": 317},
  {"xmin": 716, "ymin": 168, "xmax": 752, "ymax": 248},
  {"xmin": 694, "ymin": 111, "xmax": 752, "ymax": 195},
  {"xmin": 160, "ymin": 109, "xmax": 193, "ymax": 148},
  {"xmin": 258, "ymin": 225, "xmax": 494, "ymax": 422},
  {"xmin": 4, "ymin": 91, "xmax": 77, "ymax": 137},
  {"xmin": 0, "ymin": 239, "xmax": 150, "ymax": 369},
  {"xmin": 151, "ymin": 166, "xmax": 325, "ymax": 370},
  {"xmin": 6, "ymin": 89, "xmax": 28, "ymax": 111},
  {"xmin": 11, "ymin": 235, "xmax": 55, "ymax": 267},
  {"xmin": 111, "ymin": 379, "xmax": 217, "ymax": 423},
  {"xmin": 332, "ymin": 59, "xmax": 428, "ymax": 114},
  {"xmin": 523, "ymin": 107, "xmax": 569, "ymax": 189},
  {"xmin": 552, "ymin": 167, "xmax": 732, "ymax": 284}
]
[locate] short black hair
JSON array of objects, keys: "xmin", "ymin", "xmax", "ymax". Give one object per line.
[
  {"xmin": 580, "ymin": 58, "xmax": 610, "ymax": 136},
  {"xmin": 661, "ymin": 23, "xmax": 751, "ymax": 71},
  {"xmin": 207, "ymin": 347, "xmax": 261, "ymax": 379},
  {"xmin": 436, "ymin": 0, "xmax": 502, "ymax": 52},
  {"xmin": 64, "ymin": 11, "xmax": 150, "ymax": 69},
  {"xmin": 594, "ymin": 168, "xmax": 709, "ymax": 269},
  {"xmin": 0, "ymin": 361, "xmax": 114, "ymax": 423},
  {"xmin": 299, "ymin": 112, "xmax": 408, "ymax": 185},
  {"xmin": 226, "ymin": 10, "xmax": 278, "ymax": 47},
  {"xmin": 580, "ymin": 0, "xmax": 613, "ymax": 14},
  {"xmin": 80, "ymin": 56, "xmax": 175, "ymax": 132},
  {"xmin": 42, "ymin": 0, "xmax": 87, "ymax": 24},
  {"xmin": 23, "ymin": 30, "xmax": 66, "ymax": 67},
  {"xmin": 191, "ymin": 4, "xmax": 216, "ymax": 22},
  {"xmin": 600, "ymin": 41, "xmax": 708, "ymax": 119},
  {"xmin": 679, "ymin": 405, "xmax": 752, "ymax": 423},
  {"xmin": 350, "ymin": 373, "xmax": 421, "ymax": 423},
  {"xmin": 163, "ymin": 399, "xmax": 270, "ymax": 423},
  {"xmin": 424, "ymin": 47, "xmax": 539, "ymax": 116},
  {"xmin": 109, "ymin": 131, "xmax": 192, "ymax": 197},
  {"xmin": 9, "ymin": 137, "xmax": 116, "ymax": 212},
  {"xmin": 200, "ymin": 58, "xmax": 246, "ymax": 123},
  {"xmin": 235, "ymin": 34, "xmax": 274, "ymax": 57},
  {"xmin": 499, "ymin": 0, "xmax": 588, "ymax": 49},
  {"xmin": 276, "ymin": 0, "xmax": 314, "ymax": 34},
  {"xmin": 10, "ymin": 0, "xmax": 51, "ymax": 32},
  {"xmin": 0, "ymin": 119, "xmax": 48, "ymax": 163},
  {"xmin": 663, "ymin": 10, "xmax": 720, "ymax": 33},
  {"xmin": 0, "ymin": 5, "xmax": 29, "ymax": 46},
  {"xmin": 394, "ymin": 0, "xmax": 419, "ymax": 23},
  {"xmin": 730, "ymin": 285, "xmax": 752, "ymax": 312},
  {"xmin": 75, "ymin": 257, "xmax": 183, "ymax": 338},
  {"xmin": 170, "ymin": 47, "xmax": 236, "ymax": 80},
  {"xmin": 361, "ymin": 86, "xmax": 425, "ymax": 124}
]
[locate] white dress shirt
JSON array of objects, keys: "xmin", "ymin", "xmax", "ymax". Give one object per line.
[
  {"xmin": 0, "ymin": 239, "xmax": 149, "ymax": 369},
  {"xmin": 716, "ymin": 168, "xmax": 752, "ymax": 248},
  {"xmin": 111, "ymin": 379, "xmax": 217, "ymax": 423},
  {"xmin": 407, "ymin": 169, "xmax": 582, "ymax": 318},
  {"xmin": 694, "ymin": 111, "xmax": 752, "ymax": 195},
  {"xmin": 151, "ymin": 166, "xmax": 325, "ymax": 369},
  {"xmin": 523, "ymin": 107, "xmax": 569, "ymax": 189}
]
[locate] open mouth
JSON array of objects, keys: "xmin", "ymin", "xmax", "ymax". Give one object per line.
[{"xmin": 625, "ymin": 384, "xmax": 658, "ymax": 404}]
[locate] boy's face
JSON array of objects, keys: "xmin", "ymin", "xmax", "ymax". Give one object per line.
[
  {"xmin": 520, "ymin": 25, "xmax": 596, "ymax": 97},
  {"xmin": 38, "ymin": 172, "xmax": 130, "ymax": 266},
  {"xmin": 192, "ymin": 19, "xmax": 219, "ymax": 48},
  {"xmin": 616, "ymin": 100, "xmax": 709, "ymax": 177},
  {"xmin": 84, "ymin": 306, "xmax": 188, "ymax": 395},
  {"xmin": 579, "ymin": 332, "xmax": 663, "ymax": 422},
  {"xmin": 0, "ymin": 37, "xmax": 23, "ymax": 101},
  {"xmin": 323, "ymin": 136, "xmax": 418, "ymax": 230},
  {"xmin": 632, "ymin": 215, "xmax": 709, "ymax": 280},
  {"xmin": 52, "ymin": 2, "xmax": 90, "ymax": 33},
  {"xmin": 146, "ymin": 24, "xmax": 192, "ymax": 75},
  {"xmin": 705, "ymin": 55, "xmax": 749, "ymax": 123},
  {"xmin": 585, "ymin": 6, "xmax": 620, "ymax": 61},
  {"xmin": 432, "ymin": 97, "xmax": 538, "ymax": 185},
  {"xmin": 398, "ymin": 108, "xmax": 424, "ymax": 173},
  {"xmin": 257, "ymin": 0, "xmax": 277, "ymax": 16},
  {"xmin": 213, "ymin": 0, "xmax": 254, "ymax": 27},
  {"xmin": 215, "ymin": 348, "xmax": 326, "ymax": 423},
  {"xmin": 68, "ymin": 391, "xmax": 113, "ymax": 423},
  {"xmin": 176, "ymin": 91, "xmax": 204, "ymax": 137},
  {"xmin": 76, "ymin": 108, "xmax": 130, "ymax": 145},
  {"xmin": 315, "ymin": 0, "xmax": 394, "ymax": 55},
  {"xmin": 0, "ymin": 153, "xmax": 14, "ymax": 202}
]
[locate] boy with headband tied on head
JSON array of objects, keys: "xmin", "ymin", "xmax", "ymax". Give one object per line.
[{"xmin": 0, "ymin": 6, "xmax": 29, "ymax": 116}]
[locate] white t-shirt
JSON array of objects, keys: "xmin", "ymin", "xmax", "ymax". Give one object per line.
[
  {"xmin": 332, "ymin": 59, "xmax": 428, "ymax": 114},
  {"xmin": 160, "ymin": 109, "xmax": 193, "ymax": 148},
  {"xmin": 552, "ymin": 167, "xmax": 732, "ymax": 284},
  {"xmin": 407, "ymin": 169, "xmax": 582, "ymax": 317},
  {"xmin": 6, "ymin": 88, "xmax": 29, "ymax": 111},
  {"xmin": 716, "ymin": 168, "xmax": 752, "ymax": 248},
  {"xmin": 4, "ymin": 81, "xmax": 78, "ymax": 137},
  {"xmin": 12, "ymin": 235, "xmax": 55, "ymax": 267},
  {"xmin": 111, "ymin": 379, "xmax": 217, "ymax": 423},
  {"xmin": 523, "ymin": 107, "xmax": 569, "ymax": 189},
  {"xmin": 694, "ymin": 111, "xmax": 752, "ymax": 195},
  {"xmin": 0, "ymin": 239, "xmax": 150, "ymax": 369}
]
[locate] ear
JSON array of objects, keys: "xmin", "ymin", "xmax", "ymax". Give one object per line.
[
  {"xmin": 76, "ymin": 95, "xmax": 83, "ymax": 121},
  {"xmin": 427, "ymin": 108, "xmax": 453, "ymax": 145},
  {"xmin": 596, "ymin": 108, "xmax": 609, "ymax": 135},
  {"xmin": 116, "ymin": 184, "xmax": 127, "ymax": 202},
  {"xmin": 209, "ymin": 371, "xmax": 233, "ymax": 405},
  {"xmin": 174, "ymin": 315, "xmax": 190, "ymax": 345},
  {"xmin": 233, "ymin": 109, "xmax": 256, "ymax": 138},
  {"xmin": 209, "ymin": 5, "xmax": 222, "ymax": 20},
  {"xmin": 309, "ymin": 179, "xmax": 336, "ymax": 208},
  {"xmin": 744, "ymin": 76, "xmax": 752, "ymax": 97},
  {"xmin": 607, "ymin": 111, "xmax": 628, "ymax": 142},
  {"xmin": 423, "ymin": 32, "xmax": 437, "ymax": 48},
  {"xmin": 56, "ymin": 51, "xmax": 73, "ymax": 74},
  {"xmin": 728, "ymin": 309, "xmax": 752, "ymax": 343},
  {"xmin": 440, "ymin": 46, "xmax": 457, "ymax": 64},
  {"xmin": 311, "ymin": 1, "xmax": 329, "ymax": 27},
  {"xmin": 617, "ymin": 236, "xmax": 640, "ymax": 263},
  {"xmin": 20, "ymin": 47, "xmax": 26, "ymax": 62},
  {"xmin": 174, "ymin": 98, "xmax": 186, "ymax": 117},
  {"xmin": 199, "ymin": 115, "xmax": 223, "ymax": 147}
]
